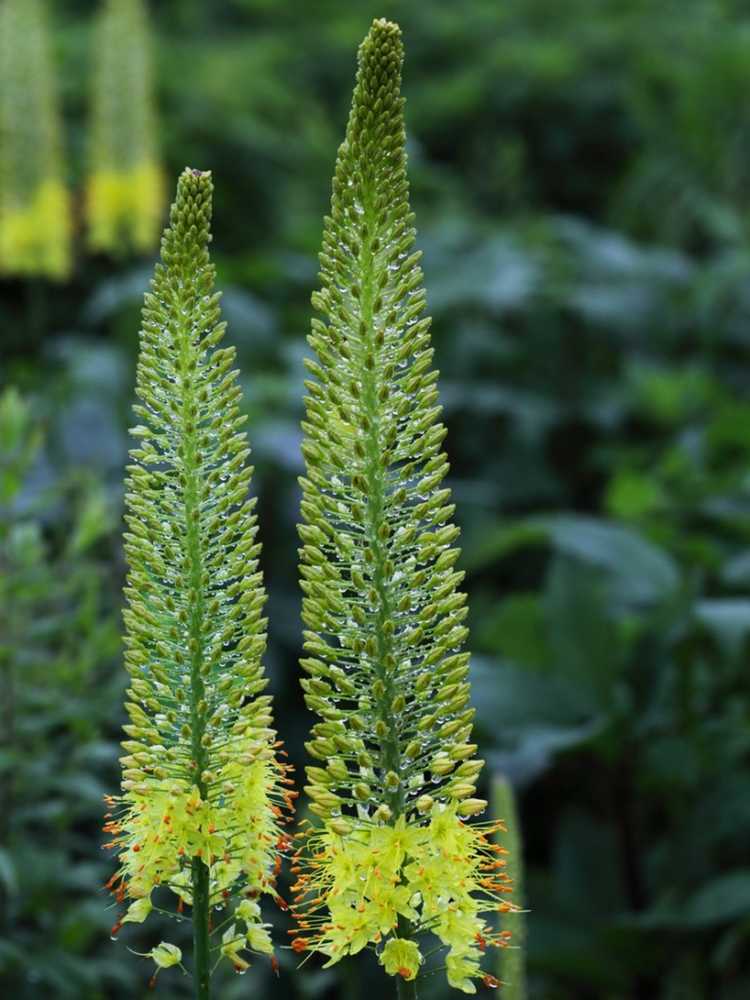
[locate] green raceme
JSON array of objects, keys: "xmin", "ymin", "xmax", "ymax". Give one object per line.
[
  {"xmin": 292, "ymin": 19, "xmax": 515, "ymax": 995},
  {"xmin": 106, "ymin": 168, "xmax": 293, "ymax": 995}
]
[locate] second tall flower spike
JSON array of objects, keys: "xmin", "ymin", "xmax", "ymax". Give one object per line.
[{"xmin": 293, "ymin": 19, "xmax": 515, "ymax": 996}]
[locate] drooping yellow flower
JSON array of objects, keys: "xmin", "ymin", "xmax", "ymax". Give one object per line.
[
  {"xmin": 0, "ymin": 0, "xmax": 71, "ymax": 279},
  {"xmin": 149, "ymin": 942, "xmax": 182, "ymax": 969},
  {"xmin": 221, "ymin": 926, "xmax": 251, "ymax": 973},
  {"xmin": 86, "ymin": 0, "xmax": 163, "ymax": 254},
  {"xmin": 138, "ymin": 941, "xmax": 183, "ymax": 989},
  {"xmin": 380, "ymin": 937, "xmax": 422, "ymax": 980}
]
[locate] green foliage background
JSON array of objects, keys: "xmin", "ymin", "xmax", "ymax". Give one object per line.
[{"xmin": 2, "ymin": 1, "xmax": 750, "ymax": 997}]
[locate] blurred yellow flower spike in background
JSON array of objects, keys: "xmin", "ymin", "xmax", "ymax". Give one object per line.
[
  {"xmin": 87, "ymin": 0, "xmax": 163, "ymax": 255},
  {"xmin": 0, "ymin": 0, "xmax": 72, "ymax": 279}
]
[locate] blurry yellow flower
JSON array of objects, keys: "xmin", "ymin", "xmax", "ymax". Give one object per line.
[
  {"xmin": 87, "ymin": 0, "xmax": 163, "ymax": 254},
  {"xmin": 0, "ymin": 180, "xmax": 71, "ymax": 279},
  {"xmin": 0, "ymin": 0, "xmax": 71, "ymax": 279},
  {"xmin": 446, "ymin": 947, "xmax": 481, "ymax": 994},
  {"xmin": 246, "ymin": 923, "xmax": 274, "ymax": 955},
  {"xmin": 221, "ymin": 926, "xmax": 250, "ymax": 972},
  {"xmin": 87, "ymin": 162, "xmax": 163, "ymax": 254},
  {"xmin": 149, "ymin": 942, "xmax": 181, "ymax": 969},
  {"xmin": 380, "ymin": 937, "xmax": 421, "ymax": 980},
  {"xmin": 121, "ymin": 895, "xmax": 152, "ymax": 925}
]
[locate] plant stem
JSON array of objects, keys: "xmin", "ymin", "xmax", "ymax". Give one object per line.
[
  {"xmin": 396, "ymin": 975, "xmax": 419, "ymax": 1000},
  {"xmin": 359, "ymin": 208, "xmax": 404, "ymax": 816},
  {"xmin": 356, "ymin": 43, "xmax": 418, "ymax": 1000},
  {"xmin": 492, "ymin": 775, "xmax": 525, "ymax": 999},
  {"xmin": 192, "ymin": 857, "xmax": 211, "ymax": 1000},
  {"xmin": 394, "ymin": 916, "xmax": 419, "ymax": 999},
  {"xmin": 182, "ymin": 267, "xmax": 211, "ymax": 1000}
]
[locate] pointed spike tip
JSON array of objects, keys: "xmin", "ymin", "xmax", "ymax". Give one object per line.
[
  {"xmin": 364, "ymin": 17, "xmax": 403, "ymax": 52},
  {"xmin": 184, "ymin": 166, "xmax": 211, "ymax": 180},
  {"xmin": 171, "ymin": 167, "xmax": 214, "ymax": 232},
  {"xmin": 358, "ymin": 18, "xmax": 404, "ymax": 80},
  {"xmin": 370, "ymin": 17, "xmax": 401, "ymax": 35},
  {"xmin": 177, "ymin": 166, "xmax": 213, "ymax": 199}
]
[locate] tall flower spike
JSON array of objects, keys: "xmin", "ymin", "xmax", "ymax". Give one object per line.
[
  {"xmin": 293, "ymin": 19, "xmax": 515, "ymax": 996},
  {"xmin": 106, "ymin": 169, "xmax": 293, "ymax": 996},
  {"xmin": 0, "ymin": 0, "xmax": 71, "ymax": 278},
  {"xmin": 87, "ymin": 0, "xmax": 163, "ymax": 254}
]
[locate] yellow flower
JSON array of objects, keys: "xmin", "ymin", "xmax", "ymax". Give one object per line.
[
  {"xmin": 235, "ymin": 897, "xmax": 274, "ymax": 955},
  {"xmin": 121, "ymin": 895, "xmax": 152, "ymax": 924},
  {"xmin": 0, "ymin": 0, "xmax": 71, "ymax": 279},
  {"xmin": 221, "ymin": 925, "xmax": 250, "ymax": 973},
  {"xmin": 446, "ymin": 946, "xmax": 480, "ymax": 994},
  {"xmin": 247, "ymin": 923, "xmax": 274, "ymax": 955},
  {"xmin": 87, "ymin": 0, "xmax": 163, "ymax": 254},
  {"xmin": 87, "ymin": 162, "xmax": 163, "ymax": 254},
  {"xmin": 292, "ymin": 804, "xmax": 513, "ymax": 992},
  {"xmin": 236, "ymin": 899, "xmax": 261, "ymax": 923},
  {"xmin": 106, "ymin": 749, "xmax": 291, "ymax": 955},
  {"xmin": 380, "ymin": 937, "xmax": 421, "ymax": 980},
  {"xmin": 0, "ymin": 179, "xmax": 71, "ymax": 279},
  {"xmin": 149, "ymin": 941, "xmax": 181, "ymax": 969}
]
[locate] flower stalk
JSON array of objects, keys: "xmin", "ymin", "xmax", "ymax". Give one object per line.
[
  {"xmin": 106, "ymin": 168, "xmax": 294, "ymax": 996},
  {"xmin": 493, "ymin": 776, "xmax": 526, "ymax": 999},
  {"xmin": 293, "ymin": 18, "xmax": 516, "ymax": 995}
]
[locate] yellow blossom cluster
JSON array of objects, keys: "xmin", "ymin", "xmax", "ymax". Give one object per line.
[
  {"xmin": 292, "ymin": 805, "xmax": 514, "ymax": 993},
  {"xmin": 0, "ymin": 0, "xmax": 72, "ymax": 278},
  {"xmin": 87, "ymin": 162, "xmax": 163, "ymax": 254},
  {"xmin": 0, "ymin": 179, "xmax": 71, "ymax": 279},
  {"xmin": 106, "ymin": 748, "xmax": 291, "ymax": 973},
  {"xmin": 86, "ymin": 0, "xmax": 163, "ymax": 254}
]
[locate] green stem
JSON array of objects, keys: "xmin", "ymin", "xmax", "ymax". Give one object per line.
[
  {"xmin": 394, "ymin": 915, "xmax": 419, "ymax": 999},
  {"xmin": 192, "ymin": 857, "xmax": 211, "ymax": 1000},
  {"xmin": 492, "ymin": 775, "xmax": 525, "ymax": 1000},
  {"xmin": 358, "ymin": 120, "xmax": 417, "ymax": 1000},
  {"xmin": 359, "ymin": 171, "xmax": 404, "ymax": 818},
  {"xmin": 182, "ymin": 297, "xmax": 211, "ymax": 1000},
  {"xmin": 396, "ymin": 974, "xmax": 419, "ymax": 1000}
]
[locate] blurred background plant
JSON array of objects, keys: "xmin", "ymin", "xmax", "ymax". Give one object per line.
[
  {"xmin": 86, "ymin": 0, "xmax": 162, "ymax": 255},
  {"xmin": 1, "ymin": 1, "xmax": 750, "ymax": 998},
  {"xmin": 0, "ymin": 0, "xmax": 71, "ymax": 278}
]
